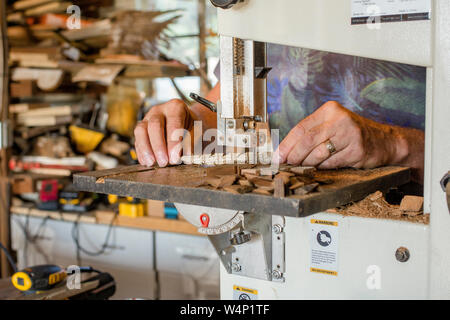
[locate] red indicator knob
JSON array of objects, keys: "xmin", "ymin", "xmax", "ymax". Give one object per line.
[{"xmin": 200, "ymin": 213, "xmax": 210, "ymax": 227}]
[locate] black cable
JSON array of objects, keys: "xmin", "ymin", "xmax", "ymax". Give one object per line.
[
  {"xmin": 71, "ymin": 211, "xmax": 118, "ymax": 265},
  {"xmin": 15, "ymin": 214, "xmax": 50, "ymax": 265},
  {"xmin": 0, "ymin": 241, "xmax": 18, "ymax": 273}
]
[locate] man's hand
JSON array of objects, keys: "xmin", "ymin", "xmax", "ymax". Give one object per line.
[
  {"xmin": 275, "ymin": 101, "xmax": 413, "ymax": 171},
  {"xmin": 134, "ymin": 99, "xmax": 195, "ymax": 167},
  {"xmin": 134, "ymin": 84, "xmax": 220, "ymax": 167}
]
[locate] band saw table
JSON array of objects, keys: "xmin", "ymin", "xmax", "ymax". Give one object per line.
[
  {"xmin": 73, "ymin": 164, "xmax": 417, "ymax": 298},
  {"xmin": 74, "ymin": 165, "xmax": 409, "ymax": 218}
]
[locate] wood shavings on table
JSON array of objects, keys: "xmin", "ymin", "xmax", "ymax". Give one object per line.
[{"xmin": 331, "ymin": 191, "xmax": 429, "ymax": 224}]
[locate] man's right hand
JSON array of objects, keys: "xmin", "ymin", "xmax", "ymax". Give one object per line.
[{"xmin": 134, "ymin": 99, "xmax": 196, "ymax": 167}]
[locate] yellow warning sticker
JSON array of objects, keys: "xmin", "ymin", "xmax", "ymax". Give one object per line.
[
  {"xmin": 310, "ymin": 219, "xmax": 339, "ymax": 276},
  {"xmin": 233, "ymin": 285, "xmax": 258, "ymax": 300},
  {"xmin": 311, "ymin": 219, "xmax": 338, "ymax": 226},
  {"xmin": 310, "ymin": 267, "xmax": 338, "ymax": 276},
  {"xmin": 233, "ymin": 285, "xmax": 258, "ymax": 295}
]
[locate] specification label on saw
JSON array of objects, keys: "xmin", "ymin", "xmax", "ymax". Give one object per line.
[
  {"xmin": 310, "ymin": 219, "xmax": 339, "ymax": 276},
  {"xmin": 351, "ymin": 0, "xmax": 431, "ymax": 25}
]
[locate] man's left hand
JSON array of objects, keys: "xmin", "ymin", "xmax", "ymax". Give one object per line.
[{"xmin": 274, "ymin": 101, "xmax": 408, "ymax": 170}]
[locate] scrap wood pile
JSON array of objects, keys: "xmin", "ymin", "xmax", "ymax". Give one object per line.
[
  {"xmin": 331, "ymin": 191, "xmax": 429, "ymax": 224},
  {"xmin": 5, "ymin": 0, "xmax": 185, "ymax": 214},
  {"xmin": 101, "ymin": 10, "xmax": 181, "ymax": 60},
  {"xmin": 200, "ymin": 165, "xmax": 331, "ymax": 198},
  {"xmin": 7, "ymin": 0, "xmax": 184, "ymax": 88}
]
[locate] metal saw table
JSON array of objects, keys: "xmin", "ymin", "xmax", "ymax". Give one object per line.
[{"xmin": 74, "ymin": 165, "xmax": 410, "ymax": 217}]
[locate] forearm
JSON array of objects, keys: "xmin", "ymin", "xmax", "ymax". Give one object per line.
[{"xmin": 389, "ymin": 126, "xmax": 425, "ymax": 183}]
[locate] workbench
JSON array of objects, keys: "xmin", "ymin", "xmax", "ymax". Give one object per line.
[{"xmin": 10, "ymin": 205, "xmax": 202, "ymax": 236}]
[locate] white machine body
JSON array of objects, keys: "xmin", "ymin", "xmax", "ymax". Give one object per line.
[{"xmin": 213, "ymin": 0, "xmax": 450, "ymax": 299}]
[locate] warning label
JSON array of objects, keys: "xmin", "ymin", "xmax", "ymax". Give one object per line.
[
  {"xmin": 233, "ymin": 285, "xmax": 258, "ymax": 300},
  {"xmin": 310, "ymin": 219, "xmax": 339, "ymax": 276}
]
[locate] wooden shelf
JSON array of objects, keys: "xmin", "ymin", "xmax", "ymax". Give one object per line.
[{"xmin": 10, "ymin": 205, "xmax": 202, "ymax": 236}]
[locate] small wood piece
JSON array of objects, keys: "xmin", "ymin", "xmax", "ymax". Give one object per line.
[
  {"xmin": 244, "ymin": 174, "xmax": 272, "ymax": 181},
  {"xmin": 274, "ymin": 177, "xmax": 285, "ymax": 198},
  {"xmin": 249, "ymin": 178, "xmax": 274, "ymax": 191},
  {"xmin": 275, "ymin": 172, "xmax": 294, "ymax": 184},
  {"xmin": 11, "ymin": 174, "xmax": 34, "ymax": 194},
  {"xmin": 224, "ymin": 185, "xmax": 253, "ymax": 195},
  {"xmin": 238, "ymin": 179, "xmax": 253, "ymax": 187},
  {"xmin": 289, "ymin": 179, "xmax": 305, "ymax": 190},
  {"xmin": 240, "ymin": 168, "xmax": 260, "ymax": 176},
  {"xmin": 290, "ymin": 166, "xmax": 316, "ymax": 176},
  {"xmin": 12, "ymin": 67, "xmax": 64, "ymax": 91},
  {"xmin": 399, "ymin": 196, "xmax": 424, "ymax": 212},
  {"xmin": 207, "ymin": 174, "xmax": 237, "ymax": 189},
  {"xmin": 293, "ymin": 183, "xmax": 319, "ymax": 196},
  {"xmin": 10, "ymin": 80, "xmax": 36, "ymax": 97},
  {"xmin": 260, "ymin": 167, "xmax": 278, "ymax": 176},
  {"xmin": 368, "ymin": 191, "xmax": 384, "ymax": 201}
]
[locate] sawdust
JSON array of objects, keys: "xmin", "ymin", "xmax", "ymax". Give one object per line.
[{"xmin": 331, "ymin": 191, "xmax": 429, "ymax": 224}]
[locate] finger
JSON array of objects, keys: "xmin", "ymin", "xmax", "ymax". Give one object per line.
[
  {"xmin": 147, "ymin": 114, "xmax": 169, "ymax": 167},
  {"xmin": 285, "ymin": 122, "xmax": 336, "ymax": 165},
  {"xmin": 302, "ymin": 138, "xmax": 345, "ymax": 166},
  {"xmin": 274, "ymin": 111, "xmax": 326, "ymax": 163},
  {"xmin": 166, "ymin": 108, "xmax": 188, "ymax": 165},
  {"xmin": 134, "ymin": 120, "xmax": 155, "ymax": 166}
]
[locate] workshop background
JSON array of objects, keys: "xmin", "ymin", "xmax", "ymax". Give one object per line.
[{"xmin": 0, "ymin": 0, "xmax": 221, "ymax": 299}]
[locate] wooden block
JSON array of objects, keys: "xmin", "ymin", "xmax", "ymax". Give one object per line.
[
  {"xmin": 10, "ymin": 80, "xmax": 36, "ymax": 97},
  {"xmin": 368, "ymin": 191, "xmax": 384, "ymax": 202},
  {"xmin": 147, "ymin": 200, "xmax": 165, "ymax": 218},
  {"xmin": 244, "ymin": 173, "xmax": 272, "ymax": 181},
  {"xmin": 223, "ymin": 185, "xmax": 253, "ymax": 195},
  {"xmin": 207, "ymin": 175, "xmax": 237, "ymax": 189},
  {"xmin": 9, "ymin": 103, "xmax": 49, "ymax": 114},
  {"xmin": 240, "ymin": 168, "xmax": 260, "ymax": 176},
  {"xmin": 290, "ymin": 166, "xmax": 316, "ymax": 176},
  {"xmin": 260, "ymin": 167, "xmax": 278, "ymax": 176},
  {"xmin": 238, "ymin": 179, "xmax": 253, "ymax": 187},
  {"xmin": 274, "ymin": 177, "xmax": 285, "ymax": 198},
  {"xmin": 250, "ymin": 178, "xmax": 274, "ymax": 191},
  {"xmin": 275, "ymin": 172, "xmax": 293, "ymax": 184},
  {"xmin": 12, "ymin": 67, "xmax": 64, "ymax": 91},
  {"xmin": 12, "ymin": 175, "xmax": 34, "ymax": 194},
  {"xmin": 14, "ymin": 0, "xmax": 54, "ymax": 10},
  {"xmin": 399, "ymin": 196, "xmax": 424, "ymax": 212},
  {"xmin": 293, "ymin": 183, "xmax": 319, "ymax": 196}
]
